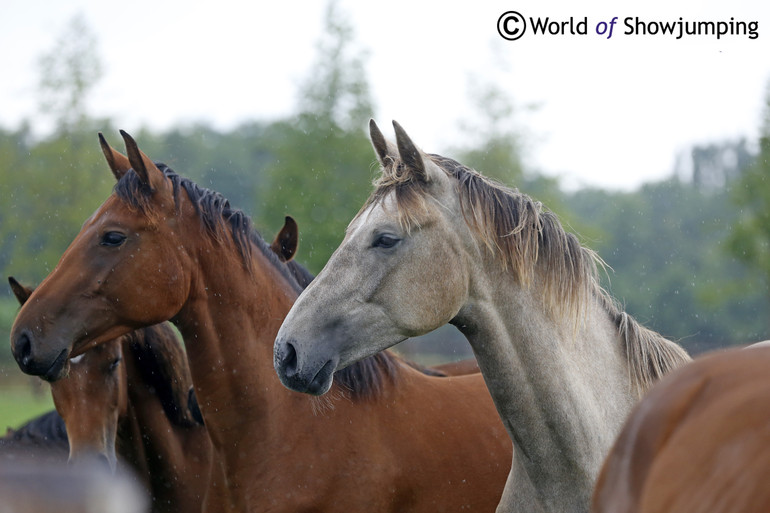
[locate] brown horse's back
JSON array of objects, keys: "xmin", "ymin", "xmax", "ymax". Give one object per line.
[
  {"xmin": 385, "ymin": 369, "xmax": 511, "ymax": 510},
  {"xmin": 432, "ymin": 358, "xmax": 481, "ymax": 376},
  {"xmin": 593, "ymin": 346, "xmax": 770, "ymax": 513},
  {"xmin": 282, "ymin": 366, "xmax": 511, "ymax": 512}
]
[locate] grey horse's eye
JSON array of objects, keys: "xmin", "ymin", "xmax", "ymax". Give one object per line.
[{"xmin": 372, "ymin": 234, "xmax": 400, "ymax": 249}]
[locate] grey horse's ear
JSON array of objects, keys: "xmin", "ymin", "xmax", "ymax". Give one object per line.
[
  {"xmin": 392, "ymin": 120, "xmax": 428, "ymax": 183},
  {"xmin": 369, "ymin": 119, "xmax": 398, "ymax": 167},
  {"xmin": 99, "ymin": 132, "xmax": 132, "ymax": 181}
]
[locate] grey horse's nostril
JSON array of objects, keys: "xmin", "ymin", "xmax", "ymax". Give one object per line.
[{"xmin": 279, "ymin": 341, "xmax": 298, "ymax": 377}]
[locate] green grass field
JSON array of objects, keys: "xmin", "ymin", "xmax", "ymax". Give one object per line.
[
  {"xmin": 1, "ymin": 299, "xmax": 56, "ymax": 431},
  {"xmin": 0, "ymin": 381, "xmax": 54, "ymax": 431}
]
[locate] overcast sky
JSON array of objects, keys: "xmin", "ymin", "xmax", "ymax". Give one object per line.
[{"xmin": 1, "ymin": 0, "xmax": 768, "ymax": 190}]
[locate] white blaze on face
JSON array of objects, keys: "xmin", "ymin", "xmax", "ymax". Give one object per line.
[{"xmin": 70, "ymin": 354, "xmax": 85, "ymax": 364}]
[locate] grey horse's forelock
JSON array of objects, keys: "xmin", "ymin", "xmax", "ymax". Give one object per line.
[
  {"xmin": 365, "ymin": 153, "xmax": 690, "ymax": 393},
  {"xmin": 363, "ymin": 153, "xmax": 596, "ymax": 320}
]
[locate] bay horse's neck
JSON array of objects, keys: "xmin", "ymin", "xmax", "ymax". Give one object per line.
[
  {"xmin": 171, "ymin": 239, "xmax": 299, "ymax": 444},
  {"xmin": 456, "ymin": 268, "xmax": 636, "ymax": 513}
]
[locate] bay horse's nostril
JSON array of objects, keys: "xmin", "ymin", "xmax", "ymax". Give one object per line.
[{"xmin": 14, "ymin": 330, "xmax": 33, "ymax": 368}]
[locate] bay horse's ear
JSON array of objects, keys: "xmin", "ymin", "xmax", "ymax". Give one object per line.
[
  {"xmin": 270, "ymin": 216, "xmax": 299, "ymax": 262},
  {"xmin": 120, "ymin": 130, "xmax": 166, "ymax": 191},
  {"xmin": 392, "ymin": 120, "xmax": 429, "ymax": 183},
  {"xmin": 98, "ymin": 132, "xmax": 132, "ymax": 181},
  {"xmin": 369, "ymin": 119, "xmax": 398, "ymax": 167},
  {"xmin": 8, "ymin": 276, "xmax": 33, "ymax": 305}
]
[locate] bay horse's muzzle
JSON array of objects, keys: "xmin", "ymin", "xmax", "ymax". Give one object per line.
[{"xmin": 12, "ymin": 329, "xmax": 69, "ymax": 381}]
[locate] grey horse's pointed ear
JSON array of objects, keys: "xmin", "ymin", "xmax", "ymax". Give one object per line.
[
  {"xmin": 369, "ymin": 119, "xmax": 398, "ymax": 167},
  {"xmin": 392, "ymin": 120, "xmax": 428, "ymax": 183},
  {"xmin": 99, "ymin": 132, "xmax": 132, "ymax": 181},
  {"xmin": 120, "ymin": 130, "xmax": 165, "ymax": 191}
]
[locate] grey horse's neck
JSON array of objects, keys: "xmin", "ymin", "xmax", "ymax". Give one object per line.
[{"xmin": 454, "ymin": 272, "xmax": 636, "ymax": 513}]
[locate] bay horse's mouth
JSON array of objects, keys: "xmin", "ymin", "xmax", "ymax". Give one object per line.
[{"xmin": 41, "ymin": 349, "xmax": 70, "ymax": 382}]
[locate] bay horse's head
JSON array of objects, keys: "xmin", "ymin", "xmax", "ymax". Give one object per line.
[
  {"xmin": 10, "ymin": 131, "xmax": 194, "ymax": 381},
  {"xmin": 9, "ymin": 277, "xmax": 126, "ymax": 472}
]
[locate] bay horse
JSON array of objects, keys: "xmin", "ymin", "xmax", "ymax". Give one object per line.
[
  {"xmin": 10, "ymin": 131, "xmax": 511, "ymax": 512},
  {"xmin": 9, "ymin": 277, "xmax": 220, "ymax": 513},
  {"xmin": 1, "ymin": 409, "xmax": 69, "ymax": 464},
  {"xmin": 273, "ymin": 120, "xmax": 692, "ymax": 513},
  {"xmin": 592, "ymin": 345, "xmax": 770, "ymax": 513}
]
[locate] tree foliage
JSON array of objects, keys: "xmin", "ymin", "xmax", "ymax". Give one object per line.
[
  {"xmin": 566, "ymin": 141, "xmax": 767, "ymax": 354},
  {"xmin": 255, "ymin": 1, "xmax": 376, "ymax": 272},
  {"xmin": 37, "ymin": 14, "xmax": 102, "ymax": 132},
  {"xmin": 728, "ymin": 83, "xmax": 770, "ymax": 284},
  {"xmin": 2, "ymin": 8, "xmax": 769, "ymax": 368}
]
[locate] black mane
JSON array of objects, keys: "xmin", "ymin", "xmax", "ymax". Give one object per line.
[
  {"xmin": 127, "ymin": 323, "xmax": 201, "ymax": 427},
  {"xmin": 114, "ymin": 164, "xmax": 303, "ymax": 295},
  {"xmin": 1, "ymin": 410, "xmax": 69, "ymax": 450},
  {"xmin": 113, "ymin": 163, "xmax": 402, "ymax": 400}
]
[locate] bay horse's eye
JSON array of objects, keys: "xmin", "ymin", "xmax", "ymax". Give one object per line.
[
  {"xmin": 372, "ymin": 234, "xmax": 400, "ymax": 249},
  {"xmin": 108, "ymin": 356, "xmax": 122, "ymax": 372},
  {"xmin": 100, "ymin": 231, "xmax": 127, "ymax": 247}
]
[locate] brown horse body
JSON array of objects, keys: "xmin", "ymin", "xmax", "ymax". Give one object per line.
[
  {"xmin": 593, "ymin": 346, "xmax": 770, "ymax": 513},
  {"xmin": 431, "ymin": 358, "xmax": 480, "ymax": 376},
  {"xmin": 1, "ymin": 410, "xmax": 70, "ymax": 464},
  {"xmin": 10, "ymin": 133, "xmax": 511, "ymax": 512},
  {"xmin": 9, "ymin": 278, "xmax": 219, "ymax": 513}
]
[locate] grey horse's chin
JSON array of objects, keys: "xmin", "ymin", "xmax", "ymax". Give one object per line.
[
  {"xmin": 305, "ymin": 359, "xmax": 337, "ymax": 396},
  {"xmin": 278, "ymin": 358, "xmax": 337, "ymax": 396}
]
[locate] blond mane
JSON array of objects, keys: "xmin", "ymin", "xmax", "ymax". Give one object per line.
[{"xmin": 360, "ymin": 153, "xmax": 690, "ymax": 394}]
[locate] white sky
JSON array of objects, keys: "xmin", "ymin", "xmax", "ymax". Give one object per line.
[{"xmin": 1, "ymin": 0, "xmax": 768, "ymax": 190}]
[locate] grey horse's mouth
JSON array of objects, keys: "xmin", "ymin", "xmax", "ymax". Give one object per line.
[{"xmin": 306, "ymin": 359, "xmax": 337, "ymax": 396}]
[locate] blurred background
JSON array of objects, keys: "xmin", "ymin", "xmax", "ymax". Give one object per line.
[{"xmin": 1, "ymin": 0, "xmax": 769, "ymax": 429}]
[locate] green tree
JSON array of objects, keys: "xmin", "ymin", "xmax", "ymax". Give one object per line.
[
  {"xmin": 453, "ymin": 79, "xmax": 528, "ymax": 186},
  {"xmin": 1, "ymin": 15, "xmax": 112, "ymax": 284},
  {"xmin": 133, "ymin": 121, "xmax": 275, "ymax": 216},
  {"xmin": 729, "ymin": 83, "xmax": 770, "ymax": 293},
  {"xmin": 451, "ymin": 77, "xmax": 573, "ymax": 234},
  {"xmin": 566, "ymin": 142, "xmax": 767, "ymax": 353},
  {"xmin": 255, "ymin": 0, "xmax": 376, "ymax": 272},
  {"xmin": 296, "ymin": 0, "xmax": 372, "ymax": 133},
  {"xmin": 37, "ymin": 13, "xmax": 102, "ymax": 132}
]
